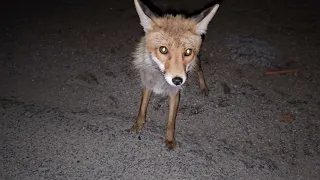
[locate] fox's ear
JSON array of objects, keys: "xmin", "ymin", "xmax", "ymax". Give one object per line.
[
  {"xmin": 193, "ymin": 4, "xmax": 220, "ymax": 35},
  {"xmin": 134, "ymin": 0, "xmax": 157, "ymax": 32}
]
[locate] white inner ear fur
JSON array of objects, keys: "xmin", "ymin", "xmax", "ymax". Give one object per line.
[
  {"xmin": 195, "ymin": 4, "xmax": 220, "ymax": 35},
  {"xmin": 134, "ymin": 0, "xmax": 153, "ymax": 32}
]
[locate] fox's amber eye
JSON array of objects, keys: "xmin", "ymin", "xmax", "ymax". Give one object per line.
[
  {"xmin": 159, "ymin": 46, "xmax": 168, "ymax": 54},
  {"xmin": 185, "ymin": 48, "xmax": 192, "ymax": 56}
]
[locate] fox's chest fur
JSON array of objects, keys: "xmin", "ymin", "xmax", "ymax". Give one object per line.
[{"xmin": 133, "ymin": 38, "xmax": 182, "ymax": 95}]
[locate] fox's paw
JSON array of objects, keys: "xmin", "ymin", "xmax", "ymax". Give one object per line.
[
  {"xmin": 130, "ymin": 122, "xmax": 144, "ymax": 134},
  {"xmin": 200, "ymin": 87, "xmax": 209, "ymax": 97},
  {"xmin": 165, "ymin": 139, "xmax": 176, "ymax": 150}
]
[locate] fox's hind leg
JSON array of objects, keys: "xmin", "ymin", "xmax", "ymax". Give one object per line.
[
  {"xmin": 196, "ymin": 61, "xmax": 209, "ymax": 96},
  {"xmin": 131, "ymin": 88, "xmax": 152, "ymax": 133}
]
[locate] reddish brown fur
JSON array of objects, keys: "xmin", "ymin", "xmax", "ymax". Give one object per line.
[{"xmin": 145, "ymin": 15, "xmax": 202, "ymax": 76}]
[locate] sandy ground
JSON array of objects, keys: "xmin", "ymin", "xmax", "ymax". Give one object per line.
[{"xmin": 1, "ymin": 0, "xmax": 319, "ymax": 179}]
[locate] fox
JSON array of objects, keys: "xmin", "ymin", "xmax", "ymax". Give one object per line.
[{"xmin": 130, "ymin": 0, "xmax": 220, "ymax": 150}]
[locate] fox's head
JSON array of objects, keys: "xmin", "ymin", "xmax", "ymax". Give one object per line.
[{"xmin": 134, "ymin": 0, "xmax": 219, "ymax": 87}]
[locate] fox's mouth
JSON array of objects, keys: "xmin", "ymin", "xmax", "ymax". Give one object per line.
[
  {"xmin": 164, "ymin": 74, "xmax": 186, "ymax": 87},
  {"xmin": 158, "ymin": 66, "xmax": 186, "ymax": 87}
]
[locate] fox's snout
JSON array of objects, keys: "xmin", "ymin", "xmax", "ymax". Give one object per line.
[
  {"xmin": 151, "ymin": 52, "xmax": 188, "ymax": 87},
  {"xmin": 164, "ymin": 73, "xmax": 186, "ymax": 87},
  {"xmin": 172, "ymin": 77, "xmax": 183, "ymax": 86},
  {"xmin": 163, "ymin": 58, "xmax": 187, "ymax": 87}
]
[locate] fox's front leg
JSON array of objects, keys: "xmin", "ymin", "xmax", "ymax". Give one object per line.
[
  {"xmin": 165, "ymin": 92, "xmax": 180, "ymax": 150},
  {"xmin": 196, "ymin": 61, "xmax": 209, "ymax": 96},
  {"xmin": 131, "ymin": 88, "xmax": 152, "ymax": 133}
]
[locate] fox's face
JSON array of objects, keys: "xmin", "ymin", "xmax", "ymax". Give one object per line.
[
  {"xmin": 145, "ymin": 16, "xmax": 203, "ymax": 87},
  {"xmin": 134, "ymin": 0, "xmax": 219, "ymax": 87}
]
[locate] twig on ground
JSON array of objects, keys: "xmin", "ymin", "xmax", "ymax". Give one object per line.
[{"xmin": 266, "ymin": 69, "xmax": 299, "ymax": 75}]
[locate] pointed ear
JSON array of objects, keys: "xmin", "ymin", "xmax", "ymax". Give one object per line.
[
  {"xmin": 193, "ymin": 4, "xmax": 220, "ymax": 35},
  {"xmin": 134, "ymin": 0, "xmax": 158, "ymax": 32}
]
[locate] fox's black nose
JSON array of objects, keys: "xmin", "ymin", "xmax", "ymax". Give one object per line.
[{"xmin": 172, "ymin": 77, "xmax": 183, "ymax": 86}]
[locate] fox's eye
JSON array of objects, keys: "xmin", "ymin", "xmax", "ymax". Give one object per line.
[
  {"xmin": 185, "ymin": 48, "xmax": 192, "ymax": 56},
  {"xmin": 159, "ymin": 46, "xmax": 168, "ymax": 54}
]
